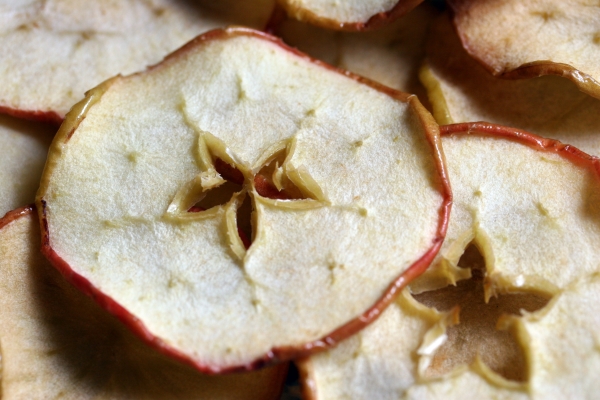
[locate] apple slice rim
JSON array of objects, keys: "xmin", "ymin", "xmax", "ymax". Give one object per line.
[
  {"xmin": 36, "ymin": 26, "xmax": 452, "ymax": 374},
  {"xmin": 440, "ymin": 122, "xmax": 600, "ymax": 174},
  {"xmin": 274, "ymin": 0, "xmax": 425, "ymax": 31},
  {"xmin": 0, "ymin": 106, "xmax": 63, "ymax": 127},
  {"xmin": 446, "ymin": 3, "xmax": 600, "ymax": 100}
]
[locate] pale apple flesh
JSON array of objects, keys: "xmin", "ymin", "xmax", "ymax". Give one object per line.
[
  {"xmin": 0, "ymin": 114, "xmax": 54, "ymax": 218},
  {"xmin": 275, "ymin": 0, "xmax": 424, "ymax": 31},
  {"xmin": 37, "ymin": 28, "xmax": 451, "ymax": 372},
  {"xmin": 447, "ymin": 0, "xmax": 600, "ymax": 100},
  {"xmin": 299, "ymin": 123, "xmax": 600, "ymax": 399},
  {"xmin": 0, "ymin": 0, "xmax": 275, "ymax": 120},
  {"xmin": 0, "ymin": 206, "xmax": 288, "ymax": 399},
  {"xmin": 420, "ymin": 14, "xmax": 600, "ymax": 157}
]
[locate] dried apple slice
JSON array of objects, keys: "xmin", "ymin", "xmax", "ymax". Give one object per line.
[
  {"xmin": 447, "ymin": 0, "xmax": 600, "ymax": 99},
  {"xmin": 0, "ymin": 114, "xmax": 54, "ymax": 217},
  {"xmin": 0, "ymin": 0, "xmax": 274, "ymax": 123},
  {"xmin": 37, "ymin": 28, "xmax": 450, "ymax": 372},
  {"xmin": 420, "ymin": 15, "xmax": 600, "ymax": 156},
  {"xmin": 274, "ymin": 2, "xmax": 437, "ymax": 101},
  {"xmin": 275, "ymin": 0, "xmax": 424, "ymax": 31},
  {"xmin": 0, "ymin": 206, "xmax": 288, "ymax": 399},
  {"xmin": 299, "ymin": 123, "xmax": 600, "ymax": 399}
]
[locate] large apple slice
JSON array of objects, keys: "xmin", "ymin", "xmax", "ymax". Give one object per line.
[
  {"xmin": 275, "ymin": 0, "xmax": 424, "ymax": 31},
  {"xmin": 447, "ymin": 0, "xmax": 600, "ymax": 100},
  {"xmin": 274, "ymin": 2, "xmax": 437, "ymax": 101},
  {"xmin": 0, "ymin": 206, "xmax": 288, "ymax": 399},
  {"xmin": 37, "ymin": 28, "xmax": 451, "ymax": 372},
  {"xmin": 0, "ymin": 0, "xmax": 274, "ymax": 123},
  {"xmin": 420, "ymin": 15, "xmax": 600, "ymax": 156},
  {"xmin": 0, "ymin": 114, "xmax": 54, "ymax": 217},
  {"xmin": 298, "ymin": 123, "xmax": 600, "ymax": 399}
]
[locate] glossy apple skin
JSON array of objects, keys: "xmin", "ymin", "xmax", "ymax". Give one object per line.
[{"xmin": 37, "ymin": 26, "xmax": 452, "ymax": 374}]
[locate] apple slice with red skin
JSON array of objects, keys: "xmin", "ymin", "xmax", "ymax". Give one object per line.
[
  {"xmin": 0, "ymin": 206, "xmax": 288, "ymax": 399},
  {"xmin": 298, "ymin": 123, "xmax": 600, "ymax": 399},
  {"xmin": 420, "ymin": 14, "xmax": 600, "ymax": 157},
  {"xmin": 275, "ymin": 0, "xmax": 425, "ymax": 31},
  {"xmin": 0, "ymin": 0, "xmax": 275, "ymax": 123},
  {"xmin": 0, "ymin": 114, "xmax": 54, "ymax": 218},
  {"xmin": 447, "ymin": 0, "xmax": 600, "ymax": 100},
  {"xmin": 37, "ymin": 27, "xmax": 451, "ymax": 373}
]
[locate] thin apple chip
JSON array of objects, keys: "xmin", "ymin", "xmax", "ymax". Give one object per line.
[
  {"xmin": 276, "ymin": 0, "xmax": 424, "ymax": 30},
  {"xmin": 299, "ymin": 124, "xmax": 600, "ymax": 399},
  {"xmin": 421, "ymin": 15, "xmax": 600, "ymax": 157},
  {"xmin": 447, "ymin": 0, "xmax": 600, "ymax": 99},
  {"xmin": 0, "ymin": 0, "xmax": 274, "ymax": 122},
  {"xmin": 0, "ymin": 206, "xmax": 288, "ymax": 399},
  {"xmin": 0, "ymin": 114, "xmax": 53, "ymax": 218},
  {"xmin": 37, "ymin": 28, "xmax": 450, "ymax": 372},
  {"xmin": 275, "ymin": 3, "xmax": 437, "ymax": 101}
]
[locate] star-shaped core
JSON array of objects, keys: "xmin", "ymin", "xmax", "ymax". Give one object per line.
[{"xmin": 413, "ymin": 243, "xmax": 552, "ymax": 382}]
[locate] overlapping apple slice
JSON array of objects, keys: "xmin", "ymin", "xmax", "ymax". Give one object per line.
[
  {"xmin": 0, "ymin": 114, "xmax": 54, "ymax": 217},
  {"xmin": 0, "ymin": 206, "xmax": 288, "ymax": 399},
  {"xmin": 447, "ymin": 0, "xmax": 600, "ymax": 99},
  {"xmin": 37, "ymin": 28, "xmax": 450, "ymax": 372},
  {"xmin": 0, "ymin": 0, "xmax": 274, "ymax": 123},
  {"xmin": 420, "ymin": 15, "xmax": 600, "ymax": 157},
  {"xmin": 275, "ymin": 0, "xmax": 424, "ymax": 30},
  {"xmin": 274, "ymin": 3, "xmax": 437, "ymax": 101},
  {"xmin": 298, "ymin": 123, "xmax": 600, "ymax": 399}
]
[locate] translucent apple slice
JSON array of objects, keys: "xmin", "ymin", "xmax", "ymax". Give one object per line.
[
  {"xmin": 420, "ymin": 15, "xmax": 600, "ymax": 157},
  {"xmin": 447, "ymin": 0, "xmax": 600, "ymax": 100},
  {"xmin": 274, "ymin": 2, "xmax": 437, "ymax": 100},
  {"xmin": 0, "ymin": 0, "xmax": 274, "ymax": 123},
  {"xmin": 275, "ymin": 0, "xmax": 424, "ymax": 31},
  {"xmin": 0, "ymin": 206, "xmax": 288, "ymax": 399},
  {"xmin": 0, "ymin": 114, "xmax": 54, "ymax": 217},
  {"xmin": 37, "ymin": 28, "xmax": 451, "ymax": 372},
  {"xmin": 298, "ymin": 123, "xmax": 600, "ymax": 399}
]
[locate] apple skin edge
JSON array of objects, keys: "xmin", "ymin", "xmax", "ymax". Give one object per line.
[
  {"xmin": 36, "ymin": 26, "xmax": 452, "ymax": 374},
  {"xmin": 273, "ymin": 0, "xmax": 425, "ymax": 32},
  {"xmin": 441, "ymin": 122, "xmax": 600, "ymax": 173},
  {"xmin": 0, "ymin": 105, "xmax": 63, "ymax": 127}
]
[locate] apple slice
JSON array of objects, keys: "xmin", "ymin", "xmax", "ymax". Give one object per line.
[
  {"xmin": 274, "ymin": 2, "xmax": 437, "ymax": 100},
  {"xmin": 298, "ymin": 123, "xmax": 600, "ymax": 399},
  {"xmin": 0, "ymin": 206, "xmax": 288, "ymax": 399},
  {"xmin": 447, "ymin": 0, "xmax": 600, "ymax": 100},
  {"xmin": 0, "ymin": 0, "xmax": 274, "ymax": 123},
  {"xmin": 37, "ymin": 27, "xmax": 450, "ymax": 373},
  {"xmin": 275, "ymin": 0, "xmax": 424, "ymax": 31},
  {"xmin": 420, "ymin": 15, "xmax": 600, "ymax": 157},
  {"xmin": 0, "ymin": 114, "xmax": 54, "ymax": 218}
]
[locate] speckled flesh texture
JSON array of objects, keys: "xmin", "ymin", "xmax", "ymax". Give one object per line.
[
  {"xmin": 0, "ymin": 0, "xmax": 274, "ymax": 119},
  {"xmin": 448, "ymin": 0, "xmax": 600, "ymax": 99}
]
